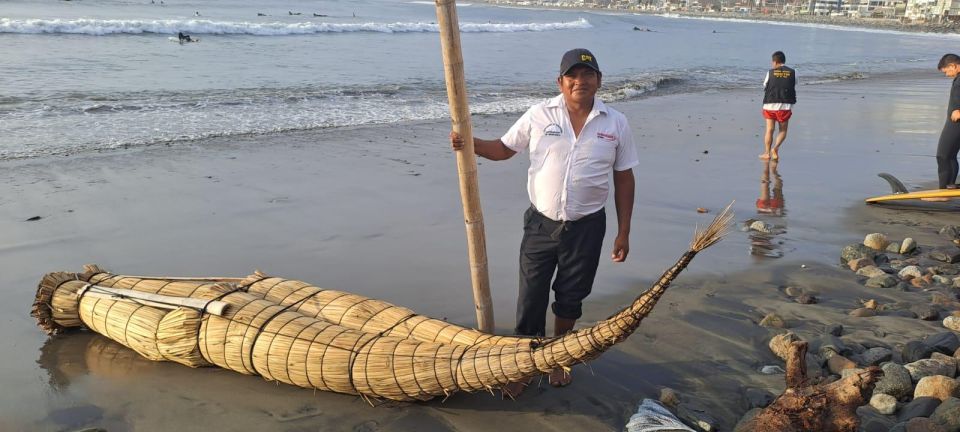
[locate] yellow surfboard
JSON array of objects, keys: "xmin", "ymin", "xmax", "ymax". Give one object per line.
[
  {"xmin": 866, "ymin": 173, "xmax": 960, "ymax": 203},
  {"xmin": 866, "ymin": 189, "xmax": 960, "ymax": 203}
]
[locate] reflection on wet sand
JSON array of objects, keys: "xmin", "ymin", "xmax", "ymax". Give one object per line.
[
  {"xmin": 37, "ymin": 332, "xmax": 157, "ymax": 431},
  {"xmin": 748, "ymin": 160, "xmax": 787, "ymax": 258},
  {"xmin": 38, "ymin": 332, "xmax": 160, "ymax": 392}
]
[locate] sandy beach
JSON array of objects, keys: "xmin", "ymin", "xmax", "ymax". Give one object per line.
[{"xmin": 2, "ymin": 72, "xmax": 958, "ymax": 431}]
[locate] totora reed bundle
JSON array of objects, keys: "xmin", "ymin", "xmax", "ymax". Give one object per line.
[{"xmin": 31, "ymin": 206, "xmax": 733, "ymax": 402}]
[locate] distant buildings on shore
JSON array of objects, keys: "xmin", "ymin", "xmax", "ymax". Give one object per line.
[{"xmin": 481, "ymin": 0, "xmax": 960, "ymax": 21}]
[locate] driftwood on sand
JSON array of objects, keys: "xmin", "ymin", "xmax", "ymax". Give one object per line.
[
  {"xmin": 741, "ymin": 341, "xmax": 881, "ymax": 432},
  {"xmin": 31, "ymin": 207, "xmax": 732, "ymax": 402}
]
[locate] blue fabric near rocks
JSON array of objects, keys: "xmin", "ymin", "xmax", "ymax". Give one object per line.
[{"xmin": 625, "ymin": 399, "xmax": 695, "ymax": 432}]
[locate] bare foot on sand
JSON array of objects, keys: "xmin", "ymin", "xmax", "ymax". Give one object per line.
[
  {"xmin": 501, "ymin": 377, "xmax": 533, "ymax": 399},
  {"xmin": 770, "ymin": 152, "xmax": 779, "ymax": 161},
  {"xmin": 548, "ymin": 368, "xmax": 571, "ymax": 387},
  {"xmin": 759, "ymin": 153, "xmax": 770, "ymax": 160}
]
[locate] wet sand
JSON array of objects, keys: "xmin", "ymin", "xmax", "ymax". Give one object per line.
[{"xmin": 1, "ymin": 72, "xmax": 957, "ymax": 431}]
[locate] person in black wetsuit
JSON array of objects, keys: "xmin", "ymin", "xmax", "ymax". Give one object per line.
[
  {"xmin": 936, "ymin": 53, "xmax": 960, "ymax": 189},
  {"xmin": 178, "ymin": 32, "xmax": 193, "ymax": 43}
]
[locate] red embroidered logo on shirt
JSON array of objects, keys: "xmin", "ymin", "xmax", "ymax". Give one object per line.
[{"xmin": 596, "ymin": 132, "xmax": 616, "ymax": 141}]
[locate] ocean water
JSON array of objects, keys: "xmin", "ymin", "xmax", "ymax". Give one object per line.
[{"xmin": 1, "ymin": 0, "xmax": 957, "ymax": 160}]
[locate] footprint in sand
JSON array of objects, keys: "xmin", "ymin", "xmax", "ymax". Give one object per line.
[{"xmin": 270, "ymin": 404, "xmax": 323, "ymax": 422}]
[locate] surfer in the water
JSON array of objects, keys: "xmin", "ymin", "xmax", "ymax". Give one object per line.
[
  {"xmin": 178, "ymin": 32, "xmax": 194, "ymax": 43},
  {"xmin": 936, "ymin": 53, "xmax": 960, "ymax": 189}
]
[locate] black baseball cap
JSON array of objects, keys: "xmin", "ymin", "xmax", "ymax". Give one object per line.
[{"xmin": 559, "ymin": 48, "xmax": 600, "ymax": 76}]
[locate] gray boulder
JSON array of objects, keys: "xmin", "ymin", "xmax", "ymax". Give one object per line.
[
  {"xmin": 930, "ymin": 397, "xmax": 960, "ymax": 432},
  {"xmin": 905, "ymin": 417, "xmax": 949, "ymax": 432},
  {"xmin": 931, "ymin": 353, "xmax": 959, "ymax": 377},
  {"xmin": 899, "ymin": 265, "xmax": 924, "ymax": 280},
  {"xmin": 934, "ymin": 275, "xmax": 954, "ymax": 285},
  {"xmin": 816, "ymin": 335, "xmax": 847, "ymax": 356},
  {"xmin": 930, "ymin": 249, "xmax": 960, "ymax": 264},
  {"xmin": 936, "ymin": 265, "xmax": 960, "ymax": 275},
  {"xmin": 825, "ymin": 324, "xmax": 843, "ymax": 336},
  {"xmin": 862, "ymin": 347, "xmax": 894, "ymax": 366},
  {"xmin": 865, "ymin": 275, "xmax": 899, "ymax": 288},
  {"xmin": 889, "ymin": 310, "xmax": 919, "ymax": 319},
  {"xmin": 875, "ymin": 362, "xmax": 914, "ymax": 400},
  {"xmin": 898, "ymin": 397, "xmax": 942, "ymax": 422},
  {"xmin": 676, "ymin": 402, "xmax": 718, "ymax": 432},
  {"xmin": 906, "ymin": 359, "xmax": 957, "ymax": 381},
  {"xmin": 940, "ymin": 225, "xmax": 960, "ymax": 239},
  {"xmin": 903, "ymin": 341, "xmax": 936, "ymax": 363},
  {"xmin": 740, "ymin": 387, "xmax": 774, "ymax": 410},
  {"xmin": 858, "ymin": 405, "xmax": 896, "ymax": 432},
  {"xmin": 842, "ymin": 243, "xmax": 877, "ymax": 265},
  {"xmin": 858, "ymin": 265, "xmax": 888, "ymax": 278},
  {"xmin": 924, "ymin": 332, "xmax": 960, "ymax": 355},
  {"xmin": 875, "ymin": 254, "xmax": 891, "ymax": 266},
  {"xmin": 888, "ymin": 242, "xmax": 902, "ymax": 254},
  {"xmin": 912, "ymin": 305, "xmax": 941, "ymax": 321}
]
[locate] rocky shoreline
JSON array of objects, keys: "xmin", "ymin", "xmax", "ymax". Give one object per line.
[
  {"xmin": 748, "ymin": 227, "xmax": 960, "ymax": 431},
  {"xmin": 624, "ymin": 226, "xmax": 960, "ymax": 431}
]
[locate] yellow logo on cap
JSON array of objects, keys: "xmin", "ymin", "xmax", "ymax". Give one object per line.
[{"xmin": 581, "ymin": 54, "xmax": 593, "ymax": 62}]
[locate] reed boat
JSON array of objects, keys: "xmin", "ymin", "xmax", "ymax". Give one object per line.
[{"xmin": 31, "ymin": 207, "xmax": 732, "ymax": 402}]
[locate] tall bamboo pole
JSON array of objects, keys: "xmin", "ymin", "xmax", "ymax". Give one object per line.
[{"xmin": 435, "ymin": 0, "xmax": 494, "ymax": 333}]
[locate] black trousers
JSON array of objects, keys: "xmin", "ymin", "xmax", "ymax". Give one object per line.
[
  {"xmin": 937, "ymin": 121, "xmax": 960, "ymax": 188},
  {"xmin": 515, "ymin": 206, "xmax": 605, "ymax": 337}
]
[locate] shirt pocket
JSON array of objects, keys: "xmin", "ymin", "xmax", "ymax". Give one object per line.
[{"xmin": 582, "ymin": 136, "xmax": 617, "ymax": 168}]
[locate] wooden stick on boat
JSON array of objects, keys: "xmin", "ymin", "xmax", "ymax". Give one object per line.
[
  {"xmin": 435, "ymin": 0, "xmax": 494, "ymax": 333},
  {"xmin": 76, "ymin": 284, "xmax": 230, "ymax": 316}
]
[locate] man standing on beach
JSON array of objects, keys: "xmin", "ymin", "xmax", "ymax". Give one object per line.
[
  {"xmin": 450, "ymin": 48, "xmax": 638, "ymax": 397},
  {"xmin": 936, "ymin": 53, "xmax": 960, "ymax": 189},
  {"xmin": 760, "ymin": 51, "xmax": 796, "ymax": 161}
]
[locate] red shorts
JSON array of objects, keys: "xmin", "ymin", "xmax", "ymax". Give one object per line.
[
  {"xmin": 762, "ymin": 109, "xmax": 792, "ymax": 122},
  {"xmin": 756, "ymin": 198, "xmax": 784, "ymax": 215}
]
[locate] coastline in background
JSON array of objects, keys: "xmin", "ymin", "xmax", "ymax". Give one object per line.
[
  {"xmin": 480, "ymin": 0, "xmax": 960, "ymax": 34},
  {"xmin": 2, "ymin": 0, "xmax": 957, "ymax": 163}
]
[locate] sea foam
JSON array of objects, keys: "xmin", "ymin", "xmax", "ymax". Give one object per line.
[{"xmin": 0, "ymin": 17, "xmax": 591, "ymax": 36}]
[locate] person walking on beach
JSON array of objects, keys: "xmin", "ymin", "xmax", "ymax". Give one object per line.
[
  {"xmin": 760, "ymin": 51, "xmax": 796, "ymax": 161},
  {"xmin": 936, "ymin": 53, "xmax": 960, "ymax": 189},
  {"xmin": 450, "ymin": 48, "xmax": 638, "ymax": 397}
]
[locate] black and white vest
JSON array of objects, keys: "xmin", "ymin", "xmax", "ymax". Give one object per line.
[{"xmin": 763, "ymin": 66, "xmax": 797, "ymax": 104}]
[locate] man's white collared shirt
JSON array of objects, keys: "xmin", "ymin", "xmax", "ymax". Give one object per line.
[{"xmin": 501, "ymin": 95, "xmax": 639, "ymax": 222}]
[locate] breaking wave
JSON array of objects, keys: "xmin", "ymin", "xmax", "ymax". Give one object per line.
[
  {"xmin": 0, "ymin": 17, "xmax": 591, "ymax": 36},
  {"xmin": 603, "ymin": 76, "xmax": 685, "ymax": 101},
  {"xmin": 802, "ymin": 71, "xmax": 867, "ymax": 85}
]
